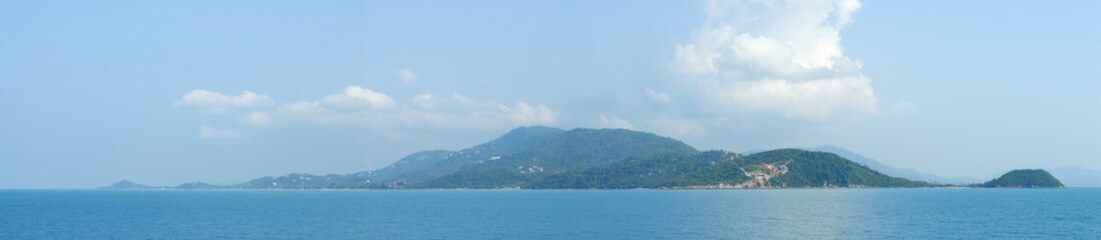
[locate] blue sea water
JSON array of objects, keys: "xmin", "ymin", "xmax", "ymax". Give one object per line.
[{"xmin": 1, "ymin": 188, "xmax": 1099, "ymax": 239}]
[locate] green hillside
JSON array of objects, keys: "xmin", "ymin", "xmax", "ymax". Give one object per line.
[
  {"xmin": 528, "ymin": 150, "xmax": 745, "ymax": 189},
  {"xmin": 363, "ymin": 126, "xmax": 566, "ymax": 184},
  {"xmin": 101, "ymin": 126, "xmax": 946, "ymax": 190},
  {"xmin": 415, "ymin": 128, "xmax": 700, "ymax": 188},
  {"xmin": 980, "ymin": 169, "xmax": 1063, "ymax": 188},
  {"xmin": 756, "ymin": 149, "xmax": 931, "ymax": 188},
  {"xmin": 527, "ymin": 149, "xmax": 935, "ymax": 189}
]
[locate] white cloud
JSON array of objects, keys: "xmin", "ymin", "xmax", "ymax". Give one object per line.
[
  {"xmin": 245, "ymin": 111, "xmax": 271, "ymax": 125},
  {"xmin": 412, "ymin": 93, "xmax": 436, "ymax": 109},
  {"xmin": 671, "ymin": 0, "xmax": 877, "ymax": 121},
  {"xmin": 198, "ymin": 125, "xmax": 244, "ymax": 139},
  {"xmin": 181, "ymin": 84, "xmax": 557, "ymax": 131},
  {"xmin": 272, "ymin": 101, "xmax": 336, "ymax": 124},
  {"xmin": 599, "ymin": 115, "xmax": 635, "ymax": 130},
  {"xmin": 645, "ymin": 88, "xmax": 671, "ymax": 103},
  {"xmin": 424, "ymin": 94, "xmax": 557, "ymax": 126},
  {"xmin": 394, "ymin": 69, "xmax": 418, "ymax": 85},
  {"xmin": 174, "ymin": 89, "xmax": 273, "ymax": 113},
  {"xmin": 450, "ymin": 93, "xmax": 482, "ymax": 109},
  {"xmin": 322, "ymin": 86, "xmax": 397, "ymax": 110},
  {"xmin": 277, "ymin": 101, "xmax": 326, "ymax": 114},
  {"xmin": 724, "ymin": 76, "xmax": 876, "ymax": 121},
  {"xmin": 505, "ymin": 102, "xmax": 557, "ymax": 126},
  {"xmin": 249, "ymin": 87, "xmax": 556, "ymax": 129},
  {"xmin": 409, "ymin": 93, "xmax": 493, "ymax": 112}
]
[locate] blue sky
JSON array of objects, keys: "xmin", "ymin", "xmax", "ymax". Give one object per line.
[{"xmin": 1, "ymin": 0, "xmax": 1098, "ymax": 189}]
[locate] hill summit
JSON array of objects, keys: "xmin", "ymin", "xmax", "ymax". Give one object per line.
[{"xmin": 980, "ymin": 169, "xmax": 1063, "ymax": 188}]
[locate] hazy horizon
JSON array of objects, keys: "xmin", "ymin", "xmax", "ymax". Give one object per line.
[{"xmin": 2, "ymin": 0, "xmax": 1099, "ymax": 189}]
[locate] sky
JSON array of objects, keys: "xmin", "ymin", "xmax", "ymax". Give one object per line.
[{"xmin": 1, "ymin": 0, "xmax": 1098, "ymax": 189}]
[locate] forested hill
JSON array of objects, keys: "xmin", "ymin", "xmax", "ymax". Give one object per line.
[
  {"xmin": 979, "ymin": 169, "xmax": 1064, "ymax": 188},
  {"xmin": 413, "ymin": 128, "xmax": 701, "ymax": 188},
  {"xmin": 526, "ymin": 149, "xmax": 933, "ymax": 189},
  {"xmin": 359, "ymin": 126, "xmax": 568, "ymax": 184},
  {"xmin": 101, "ymin": 126, "xmax": 942, "ymax": 189}
]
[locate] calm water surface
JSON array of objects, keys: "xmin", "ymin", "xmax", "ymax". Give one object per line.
[{"xmin": 1, "ymin": 188, "xmax": 1099, "ymax": 239}]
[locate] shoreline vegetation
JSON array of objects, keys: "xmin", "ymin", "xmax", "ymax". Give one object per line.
[{"xmin": 101, "ymin": 126, "xmax": 1063, "ymax": 190}]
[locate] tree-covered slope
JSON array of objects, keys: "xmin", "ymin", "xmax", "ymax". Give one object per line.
[
  {"xmin": 416, "ymin": 128, "xmax": 700, "ymax": 188},
  {"xmin": 528, "ymin": 150, "xmax": 746, "ymax": 189},
  {"xmin": 756, "ymin": 149, "xmax": 932, "ymax": 187},
  {"xmin": 524, "ymin": 149, "xmax": 935, "ymax": 189},
  {"xmin": 361, "ymin": 150, "xmax": 453, "ymax": 183},
  {"xmin": 980, "ymin": 169, "xmax": 1063, "ymax": 188},
  {"xmin": 363, "ymin": 126, "xmax": 566, "ymax": 184}
]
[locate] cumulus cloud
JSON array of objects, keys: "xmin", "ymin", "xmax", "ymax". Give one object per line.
[
  {"xmin": 322, "ymin": 86, "xmax": 398, "ymax": 110},
  {"xmin": 505, "ymin": 102, "xmax": 557, "ymax": 126},
  {"xmin": 394, "ymin": 69, "xmax": 418, "ymax": 85},
  {"xmin": 671, "ymin": 0, "xmax": 877, "ymax": 121},
  {"xmin": 247, "ymin": 87, "xmax": 557, "ymax": 128},
  {"xmin": 180, "ymin": 83, "xmax": 557, "ymax": 131},
  {"xmin": 198, "ymin": 125, "xmax": 244, "ymax": 139},
  {"xmin": 725, "ymin": 76, "xmax": 876, "ymax": 120},
  {"xmin": 174, "ymin": 89, "xmax": 273, "ymax": 113},
  {"xmin": 410, "ymin": 93, "xmax": 557, "ymax": 125},
  {"xmin": 645, "ymin": 88, "xmax": 671, "ymax": 103},
  {"xmin": 599, "ymin": 115, "xmax": 635, "ymax": 130}
]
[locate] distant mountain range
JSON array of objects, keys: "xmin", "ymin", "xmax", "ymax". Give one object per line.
[
  {"xmin": 798, "ymin": 146, "xmax": 984, "ymax": 184},
  {"xmin": 101, "ymin": 126, "xmax": 1079, "ymax": 190}
]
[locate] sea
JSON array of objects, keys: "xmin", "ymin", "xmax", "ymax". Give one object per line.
[{"xmin": 1, "ymin": 188, "xmax": 1098, "ymax": 239}]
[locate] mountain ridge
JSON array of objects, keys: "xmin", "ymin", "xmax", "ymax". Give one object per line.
[{"xmin": 100, "ymin": 126, "xmax": 1061, "ymax": 190}]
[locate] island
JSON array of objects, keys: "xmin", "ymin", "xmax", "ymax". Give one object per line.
[
  {"xmin": 977, "ymin": 169, "xmax": 1064, "ymax": 188},
  {"xmin": 99, "ymin": 126, "xmax": 1062, "ymax": 190}
]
